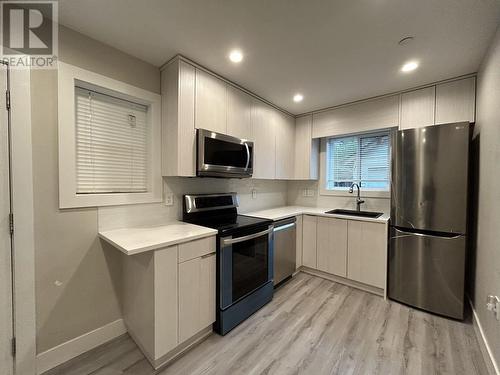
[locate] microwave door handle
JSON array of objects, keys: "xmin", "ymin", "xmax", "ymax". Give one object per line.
[{"xmin": 244, "ymin": 142, "xmax": 250, "ymax": 171}]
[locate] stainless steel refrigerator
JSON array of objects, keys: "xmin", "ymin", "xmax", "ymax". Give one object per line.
[{"xmin": 388, "ymin": 122, "xmax": 471, "ymax": 320}]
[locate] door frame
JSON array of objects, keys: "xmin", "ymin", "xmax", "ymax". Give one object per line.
[
  {"xmin": 4, "ymin": 60, "xmax": 37, "ymax": 374},
  {"xmin": 0, "ymin": 59, "xmax": 14, "ymax": 375}
]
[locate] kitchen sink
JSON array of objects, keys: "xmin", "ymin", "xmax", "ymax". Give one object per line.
[{"xmin": 325, "ymin": 209, "xmax": 384, "ymax": 218}]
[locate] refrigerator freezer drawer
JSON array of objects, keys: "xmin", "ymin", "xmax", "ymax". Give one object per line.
[{"xmin": 388, "ymin": 227, "xmax": 466, "ymax": 319}]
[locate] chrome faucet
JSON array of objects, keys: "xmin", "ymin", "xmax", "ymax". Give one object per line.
[{"xmin": 349, "ymin": 183, "xmax": 365, "ymax": 211}]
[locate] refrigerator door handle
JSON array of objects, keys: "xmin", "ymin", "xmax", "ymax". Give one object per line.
[{"xmin": 392, "ymin": 227, "xmax": 463, "ymax": 240}]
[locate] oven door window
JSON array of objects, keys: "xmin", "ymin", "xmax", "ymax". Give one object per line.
[
  {"xmin": 204, "ymin": 137, "xmax": 252, "ymax": 169},
  {"xmin": 231, "ymin": 233, "xmax": 269, "ymax": 302}
]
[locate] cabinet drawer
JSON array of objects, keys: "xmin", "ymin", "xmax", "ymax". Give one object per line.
[{"xmin": 178, "ymin": 236, "xmax": 216, "ymax": 263}]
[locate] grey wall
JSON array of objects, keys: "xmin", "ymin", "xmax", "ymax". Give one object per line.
[
  {"xmin": 471, "ymin": 25, "xmax": 500, "ymax": 368},
  {"xmin": 32, "ymin": 26, "xmax": 161, "ymax": 353}
]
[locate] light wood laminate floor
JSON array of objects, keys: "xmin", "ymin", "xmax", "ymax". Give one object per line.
[{"xmin": 44, "ymin": 273, "xmax": 488, "ymax": 375}]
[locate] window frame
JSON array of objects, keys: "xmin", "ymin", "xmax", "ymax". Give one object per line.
[
  {"xmin": 319, "ymin": 129, "xmax": 394, "ymax": 198},
  {"xmin": 58, "ymin": 62, "xmax": 162, "ymax": 208}
]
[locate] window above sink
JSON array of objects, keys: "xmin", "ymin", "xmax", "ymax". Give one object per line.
[{"xmin": 319, "ymin": 129, "xmax": 394, "ymax": 198}]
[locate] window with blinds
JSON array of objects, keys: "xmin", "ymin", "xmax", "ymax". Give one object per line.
[
  {"xmin": 75, "ymin": 86, "xmax": 149, "ymax": 194},
  {"xmin": 326, "ymin": 131, "xmax": 390, "ymax": 190}
]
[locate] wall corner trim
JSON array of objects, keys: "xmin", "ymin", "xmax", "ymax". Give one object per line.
[
  {"xmin": 36, "ymin": 319, "xmax": 127, "ymax": 374},
  {"xmin": 469, "ymin": 299, "xmax": 500, "ymax": 375}
]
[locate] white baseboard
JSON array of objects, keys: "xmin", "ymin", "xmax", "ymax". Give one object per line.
[
  {"xmin": 469, "ymin": 299, "xmax": 500, "ymax": 375},
  {"xmin": 36, "ymin": 319, "xmax": 127, "ymax": 374}
]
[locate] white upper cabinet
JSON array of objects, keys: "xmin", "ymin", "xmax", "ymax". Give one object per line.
[
  {"xmin": 312, "ymin": 95, "xmax": 400, "ymax": 138},
  {"xmin": 398, "ymin": 77, "xmax": 476, "ymax": 130},
  {"xmin": 435, "ymin": 77, "xmax": 476, "ymax": 124},
  {"xmin": 294, "ymin": 115, "xmax": 319, "ymax": 180},
  {"xmin": 226, "ymin": 85, "xmax": 253, "ymax": 140},
  {"xmin": 251, "ymin": 99, "xmax": 276, "ymax": 179},
  {"xmin": 195, "ymin": 68, "xmax": 227, "ymax": 134},
  {"xmin": 161, "ymin": 59, "xmax": 196, "ymax": 177},
  {"xmin": 162, "ymin": 58, "xmax": 475, "ymax": 180},
  {"xmin": 400, "ymin": 86, "xmax": 436, "ymax": 129},
  {"xmin": 275, "ymin": 111, "xmax": 295, "ymax": 179}
]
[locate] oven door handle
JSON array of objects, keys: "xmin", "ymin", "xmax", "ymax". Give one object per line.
[{"xmin": 222, "ymin": 227, "xmax": 272, "ymax": 246}]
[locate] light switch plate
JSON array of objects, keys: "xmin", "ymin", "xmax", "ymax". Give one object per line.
[{"xmin": 165, "ymin": 192, "xmax": 174, "ymax": 206}]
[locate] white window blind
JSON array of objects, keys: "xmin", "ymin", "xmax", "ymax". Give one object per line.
[
  {"xmin": 326, "ymin": 131, "xmax": 390, "ymax": 190},
  {"xmin": 75, "ymin": 87, "xmax": 149, "ymax": 194}
]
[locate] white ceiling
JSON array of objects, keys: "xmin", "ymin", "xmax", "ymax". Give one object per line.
[{"xmin": 58, "ymin": 0, "xmax": 500, "ymax": 115}]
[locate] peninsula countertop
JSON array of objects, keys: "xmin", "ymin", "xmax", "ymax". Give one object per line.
[{"xmin": 99, "ymin": 221, "xmax": 218, "ymax": 255}]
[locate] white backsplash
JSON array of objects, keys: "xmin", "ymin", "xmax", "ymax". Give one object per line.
[
  {"xmin": 286, "ymin": 180, "xmax": 390, "ymax": 213},
  {"xmin": 98, "ymin": 177, "xmax": 288, "ymax": 231},
  {"xmin": 98, "ymin": 178, "xmax": 390, "ymax": 231}
]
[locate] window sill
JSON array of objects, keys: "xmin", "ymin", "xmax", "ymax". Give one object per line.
[
  {"xmin": 319, "ymin": 189, "xmax": 390, "ymax": 199},
  {"xmin": 59, "ymin": 191, "xmax": 163, "ymax": 209}
]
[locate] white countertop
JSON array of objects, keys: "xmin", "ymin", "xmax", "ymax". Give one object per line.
[
  {"xmin": 99, "ymin": 221, "xmax": 217, "ymax": 255},
  {"xmin": 100, "ymin": 206, "xmax": 388, "ymax": 256},
  {"xmin": 244, "ymin": 206, "xmax": 390, "ymax": 223}
]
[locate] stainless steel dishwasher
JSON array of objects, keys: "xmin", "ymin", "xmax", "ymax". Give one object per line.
[{"xmin": 273, "ymin": 217, "xmax": 296, "ymax": 286}]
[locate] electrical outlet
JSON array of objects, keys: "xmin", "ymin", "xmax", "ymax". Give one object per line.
[
  {"xmin": 303, "ymin": 188, "xmax": 315, "ymax": 197},
  {"xmin": 251, "ymin": 189, "xmax": 257, "ymax": 199},
  {"xmin": 165, "ymin": 192, "xmax": 174, "ymax": 206},
  {"xmin": 486, "ymin": 295, "xmax": 500, "ymax": 320}
]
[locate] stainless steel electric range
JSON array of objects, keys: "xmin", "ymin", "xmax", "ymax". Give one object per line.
[{"xmin": 182, "ymin": 193, "xmax": 274, "ymax": 335}]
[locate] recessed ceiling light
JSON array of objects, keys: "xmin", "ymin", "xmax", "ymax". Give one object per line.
[
  {"xmin": 401, "ymin": 61, "xmax": 419, "ymax": 72},
  {"xmin": 293, "ymin": 93, "xmax": 304, "ymax": 102},
  {"xmin": 229, "ymin": 50, "xmax": 243, "ymax": 63}
]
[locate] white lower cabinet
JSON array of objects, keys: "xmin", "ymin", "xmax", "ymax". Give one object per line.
[
  {"xmin": 295, "ymin": 215, "xmax": 303, "ymax": 269},
  {"xmin": 122, "ymin": 236, "xmax": 216, "ymax": 369},
  {"xmin": 302, "ymin": 215, "xmax": 317, "ymax": 268},
  {"xmin": 316, "ymin": 217, "xmax": 347, "ymax": 277},
  {"xmin": 179, "ymin": 253, "xmax": 216, "ymax": 343},
  {"xmin": 347, "ymin": 221, "xmax": 387, "ymax": 289},
  {"xmin": 301, "ymin": 215, "xmax": 387, "ymax": 292}
]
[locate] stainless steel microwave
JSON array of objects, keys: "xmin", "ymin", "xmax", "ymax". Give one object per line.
[{"xmin": 197, "ymin": 129, "xmax": 253, "ymax": 178}]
